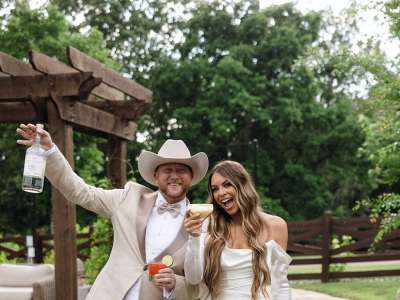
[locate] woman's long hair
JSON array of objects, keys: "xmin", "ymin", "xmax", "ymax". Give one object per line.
[{"xmin": 203, "ymin": 160, "xmax": 270, "ymax": 300}]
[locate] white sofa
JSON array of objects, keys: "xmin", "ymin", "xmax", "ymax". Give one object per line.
[
  {"xmin": 0, "ymin": 264, "xmax": 54, "ymax": 300},
  {"xmin": 0, "ymin": 262, "xmax": 90, "ymax": 300}
]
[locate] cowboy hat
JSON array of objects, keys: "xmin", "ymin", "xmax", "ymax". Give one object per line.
[{"xmin": 138, "ymin": 139, "xmax": 208, "ymax": 186}]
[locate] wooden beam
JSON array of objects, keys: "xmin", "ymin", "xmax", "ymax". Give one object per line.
[
  {"xmin": 47, "ymin": 101, "xmax": 77, "ymax": 300},
  {"xmin": 0, "ymin": 71, "xmax": 10, "ymax": 77},
  {"xmin": 0, "ymin": 52, "xmax": 41, "ymax": 76},
  {"xmin": 68, "ymin": 46, "xmax": 152, "ymax": 103},
  {"xmin": 29, "ymin": 50, "xmax": 125, "ymax": 101},
  {"xmin": 0, "ymin": 75, "xmax": 51, "ymax": 99},
  {"xmin": 92, "ymin": 83, "xmax": 125, "ymax": 101},
  {"xmin": 107, "ymin": 136, "xmax": 127, "ymax": 188},
  {"xmin": 29, "ymin": 51, "xmax": 79, "ymax": 75},
  {"xmin": 52, "ymin": 97, "xmax": 137, "ymax": 141},
  {"xmin": 86, "ymin": 100, "xmax": 150, "ymax": 121},
  {"xmin": 0, "ymin": 73, "xmax": 93, "ymax": 100},
  {"xmin": 0, "ymin": 100, "xmax": 45, "ymax": 123},
  {"xmin": 0, "ymin": 74, "xmax": 135, "ymax": 139}
]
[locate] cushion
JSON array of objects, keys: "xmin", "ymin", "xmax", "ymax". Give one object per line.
[
  {"xmin": 0, "ymin": 264, "xmax": 54, "ymax": 287},
  {"xmin": 0, "ymin": 286, "xmax": 33, "ymax": 300}
]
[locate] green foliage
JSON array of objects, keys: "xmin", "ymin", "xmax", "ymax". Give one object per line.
[
  {"xmin": 355, "ymin": 194, "xmax": 400, "ymax": 246},
  {"xmin": 0, "ymin": 1, "xmax": 381, "ymax": 236},
  {"xmin": 330, "ymin": 235, "xmax": 353, "ymax": 273},
  {"xmin": 141, "ymin": 2, "xmax": 371, "ymax": 219},
  {"xmin": 84, "ymin": 218, "xmax": 113, "ymax": 283},
  {"xmin": 51, "ymin": 0, "xmax": 189, "ymax": 78},
  {"xmin": 0, "ymin": 3, "xmax": 114, "ymax": 233},
  {"xmin": 352, "ymin": 0, "xmax": 400, "ymax": 240},
  {"xmin": 0, "ymin": 243, "xmax": 18, "ymax": 264}
]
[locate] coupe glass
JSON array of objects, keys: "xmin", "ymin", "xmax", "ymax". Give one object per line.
[{"xmin": 187, "ymin": 203, "xmax": 213, "ymax": 233}]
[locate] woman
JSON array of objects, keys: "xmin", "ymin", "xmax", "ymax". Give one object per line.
[{"xmin": 184, "ymin": 160, "xmax": 291, "ymax": 300}]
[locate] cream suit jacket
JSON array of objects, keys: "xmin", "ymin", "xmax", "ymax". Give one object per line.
[{"xmin": 45, "ymin": 147, "xmax": 198, "ymax": 300}]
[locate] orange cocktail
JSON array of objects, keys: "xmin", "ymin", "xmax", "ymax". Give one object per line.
[
  {"xmin": 147, "ymin": 255, "xmax": 173, "ymax": 280},
  {"xmin": 148, "ymin": 263, "xmax": 167, "ymax": 277}
]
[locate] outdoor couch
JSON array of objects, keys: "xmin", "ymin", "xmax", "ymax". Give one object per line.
[{"xmin": 0, "ymin": 260, "xmax": 90, "ymax": 300}]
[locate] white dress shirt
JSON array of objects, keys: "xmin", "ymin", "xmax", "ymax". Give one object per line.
[{"xmin": 124, "ymin": 192, "xmax": 187, "ymax": 300}]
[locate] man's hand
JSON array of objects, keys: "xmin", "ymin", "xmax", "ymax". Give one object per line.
[
  {"xmin": 184, "ymin": 210, "xmax": 203, "ymax": 237},
  {"xmin": 16, "ymin": 123, "xmax": 54, "ymax": 150},
  {"xmin": 153, "ymin": 267, "xmax": 176, "ymax": 290}
]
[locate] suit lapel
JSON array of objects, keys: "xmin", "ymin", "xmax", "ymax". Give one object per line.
[{"xmin": 136, "ymin": 191, "xmax": 157, "ymax": 262}]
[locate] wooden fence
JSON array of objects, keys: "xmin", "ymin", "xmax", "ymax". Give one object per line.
[
  {"xmin": 1, "ymin": 212, "xmax": 399, "ymax": 282},
  {"xmin": 287, "ymin": 211, "xmax": 400, "ymax": 282},
  {"xmin": 0, "ymin": 228, "xmax": 93, "ymax": 263}
]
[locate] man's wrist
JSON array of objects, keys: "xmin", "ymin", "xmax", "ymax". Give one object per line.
[{"xmin": 44, "ymin": 143, "xmax": 57, "ymax": 156}]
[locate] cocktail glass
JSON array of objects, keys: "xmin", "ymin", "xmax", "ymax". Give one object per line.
[
  {"xmin": 148, "ymin": 262, "xmax": 167, "ymax": 280},
  {"xmin": 187, "ymin": 204, "xmax": 213, "ymax": 233},
  {"xmin": 147, "ymin": 255, "xmax": 173, "ymax": 280},
  {"xmin": 187, "ymin": 204, "xmax": 213, "ymax": 218}
]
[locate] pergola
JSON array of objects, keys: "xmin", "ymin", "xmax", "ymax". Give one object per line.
[{"xmin": 0, "ymin": 46, "xmax": 152, "ymax": 300}]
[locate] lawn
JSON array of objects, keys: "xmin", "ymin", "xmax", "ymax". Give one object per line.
[
  {"xmin": 289, "ymin": 262, "xmax": 400, "ymax": 274},
  {"xmin": 292, "ymin": 278, "xmax": 400, "ymax": 300}
]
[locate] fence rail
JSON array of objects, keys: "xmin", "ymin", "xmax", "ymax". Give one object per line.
[
  {"xmin": 0, "ymin": 228, "xmax": 93, "ymax": 263},
  {"xmin": 1, "ymin": 213, "xmax": 399, "ymax": 282},
  {"xmin": 287, "ymin": 212, "xmax": 400, "ymax": 282}
]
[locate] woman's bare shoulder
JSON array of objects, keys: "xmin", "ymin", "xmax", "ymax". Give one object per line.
[
  {"xmin": 260, "ymin": 212, "xmax": 288, "ymax": 250},
  {"xmin": 260, "ymin": 212, "xmax": 287, "ymax": 229}
]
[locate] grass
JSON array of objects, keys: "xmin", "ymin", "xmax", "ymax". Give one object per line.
[
  {"xmin": 289, "ymin": 262, "xmax": 400, "ymax": 274},
  {"xmin": 292, "ymin": 278, "xmax": 400, "ymax": 300}
]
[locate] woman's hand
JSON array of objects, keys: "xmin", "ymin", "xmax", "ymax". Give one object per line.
[
  {"xmin": 16, "ymin": 123, "xmax": 54, "ymax": 151},
  {"xmin": 184, "ymin": 209, "xmax": 203, "ymax": 237}
]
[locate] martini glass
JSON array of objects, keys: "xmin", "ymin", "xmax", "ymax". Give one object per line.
[{"xmin": 187, "ymin": 203, "xmax": 213, "ymax": 233}]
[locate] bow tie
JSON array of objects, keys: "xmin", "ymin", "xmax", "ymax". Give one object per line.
[{"xmin": 157, "ymin": 202, "xmax": 181, "ymax": 218}]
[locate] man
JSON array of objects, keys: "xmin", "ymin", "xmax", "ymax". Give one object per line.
[{"xmin": 16, "ymin": 123, "xmax": 208, "ymax": 300}]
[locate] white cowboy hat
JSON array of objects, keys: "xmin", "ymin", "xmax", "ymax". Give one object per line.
[{"xmin": 138, "ymin": 139, "xmax": 209, "ymax": 186}]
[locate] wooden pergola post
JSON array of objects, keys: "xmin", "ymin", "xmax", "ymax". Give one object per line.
[
  {"xmin": 107, "ymin": 135, "xmax": 127, "ymax": 188},
  {"xmin": 47, "ymin": 101, "xmax": 77, "ymax": 300}
]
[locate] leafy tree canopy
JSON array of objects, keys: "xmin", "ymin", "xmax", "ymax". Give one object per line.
[
  {"xmin": 0, "ymin": 1, "xmax": 115, "ymax": 233},
  {"xmin": 0, "ymin": 1, "xmax": 378, "ymax": 234}
]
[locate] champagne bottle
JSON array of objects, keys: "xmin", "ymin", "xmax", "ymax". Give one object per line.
[{"xmin": 22, "ymin": 124, "xmax": 46, "ymax": 193}]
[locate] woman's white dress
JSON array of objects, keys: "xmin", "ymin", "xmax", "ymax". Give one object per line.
[{"xmin": 184, "ymin": 233, "xmax": 292, "ymax": 300}]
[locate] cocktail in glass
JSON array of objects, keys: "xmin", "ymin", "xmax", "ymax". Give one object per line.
[
  {"xmin": 187, "ymin": 204, "xmax": 213, "ymax": 233},
  {"xmin": 187, "ymin": 203, "xmax": 214, "ymax": 218},
  {"xmin": 147, "ymin": 255, "xmax": 174, "ymax": 280}
]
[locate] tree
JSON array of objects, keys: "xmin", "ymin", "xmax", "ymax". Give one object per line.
[
  {"xmin": 1, "ymin": 1, "xmax": 375, "ymax": 230},
  {"xmin": 51, "ymin": 0, "xmax": 193, "ymax": 79},
  {"xmin": 142, "ymin": 2, "xmax": 371, "ymax": 219},
  {"xmin": 352, "ymin": 0, "xmax": 400, "ymax": 240},
  {"xmin": 0, "ymin": 2, "xmax": 115, "ymax": 233}
]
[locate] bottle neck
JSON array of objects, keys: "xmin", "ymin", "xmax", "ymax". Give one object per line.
[{"xmin": 34, "ymin": 134, "xmax": 40, "ymax": 145}]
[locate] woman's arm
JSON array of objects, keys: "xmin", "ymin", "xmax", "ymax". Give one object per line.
[
  {"xmin": 265, "ymin": 216, "xmax": 291, "ymax": 299},
  {"xmin": 184, "ymin": 235, "xmax": 204, "ymax": 284},
  {"xmin": 183, "ymin": 212, "xmax": 207, "ymax": 285},
  {"xmin": 270, "ymin": 241, "xmax": 292, "ymax": 300}
]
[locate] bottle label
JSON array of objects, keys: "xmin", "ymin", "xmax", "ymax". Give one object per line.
[{"xmin": 23, "ymin": 153, "xmax": 46, "ymax": 178}]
